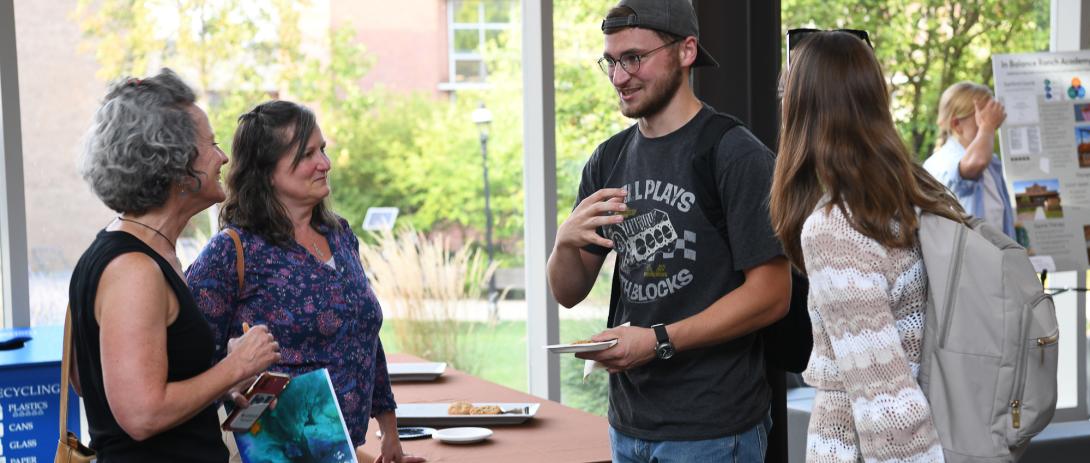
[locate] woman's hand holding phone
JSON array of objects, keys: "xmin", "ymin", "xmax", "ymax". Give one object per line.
[
  {"xmin": 222, "ymin": 372, "xmax": 291, "ymax": 432},
  {"xmin": 225, "ymin": 376, "xmax": 257, "ymax": 409}
]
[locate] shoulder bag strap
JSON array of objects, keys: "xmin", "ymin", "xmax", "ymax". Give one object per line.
[
  {"xmin": 59, "ymin": 304, "xmax": 74, "ymax": 438},
  {"xmin": 225, "ymin": 228, "xmax": 245, "ymax": 295}
]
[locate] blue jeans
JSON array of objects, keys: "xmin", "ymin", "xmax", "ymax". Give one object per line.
[{"xmin": 609, "ymin": 413, "xmax": 772, "ymax": 463}]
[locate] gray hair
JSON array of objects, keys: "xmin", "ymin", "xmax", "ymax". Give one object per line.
[{"xmin": 80, "ymin": 68, "xmax": 201, "ymax": 215}]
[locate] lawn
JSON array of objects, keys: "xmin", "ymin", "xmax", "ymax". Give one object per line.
[{"xmin": 379, "ymin": 318, "xmax": 610, "ymax": 416}]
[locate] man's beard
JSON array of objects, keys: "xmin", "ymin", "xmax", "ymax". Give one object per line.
[{"xmin": 619, "ymin": 63, "xmax": 684, "ymax": 119}]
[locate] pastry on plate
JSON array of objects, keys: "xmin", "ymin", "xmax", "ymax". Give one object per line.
[
  {"xmin": 470, "ymin": 405, "xmax": 502, "ymax": 415},
  {"xmin": 447, "ymin": 400, "xmax": 473, "ymax": 415}
]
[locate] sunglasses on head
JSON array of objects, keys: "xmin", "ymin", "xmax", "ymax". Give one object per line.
[{"xmin": 785, "ymin": 28, "xmax": 872, "ymax": 68}]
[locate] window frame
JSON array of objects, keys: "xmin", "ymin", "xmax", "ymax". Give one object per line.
[
  {"xmin": 443, "ymin": 0, "xmax": 514, "ymax": 90},
  {"xmin": 0, "ymin": 0, "xmax": 31, "ymax": 328}
]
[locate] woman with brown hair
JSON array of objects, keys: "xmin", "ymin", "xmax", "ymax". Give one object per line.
[
  {"xmin": 769, "ymin": 30, "xmax": 964, "ymax": 462},
  {"xmin": 187, "ymin": 101, "xmax": 420, "ymax": 463}
]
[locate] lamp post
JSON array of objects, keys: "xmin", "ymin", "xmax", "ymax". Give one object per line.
[{"xmin": 472, "ymin": 103, "xmax": 498, "ymax": 316}]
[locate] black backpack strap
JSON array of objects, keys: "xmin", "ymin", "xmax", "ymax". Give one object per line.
[
  {"xmin": 600, "ymin": 125, "xmax": 637, "ymax": 329},
  {"xmin": 608, "ymin": 261, "xmax": 621, "ymax": 328},
  {"xmin": 687, "ymin": 112, "xmax": 813, "ymax": 373},
  {"xmin": 690, "ymin": 113, "xmax": 743, "ymax": 234},
  {"xmin": 597, "ymin": 124, "xmax": 638, "ymax": 187}
]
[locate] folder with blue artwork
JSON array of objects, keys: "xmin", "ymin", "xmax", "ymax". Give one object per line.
[{"xmin": 234, "ymin": 368, "xmax": 357, "ymax": 463}]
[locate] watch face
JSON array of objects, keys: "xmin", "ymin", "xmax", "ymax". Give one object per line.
[{"xmin": 656, "ymin": 343, "xmax": 675, "ymax": 360}]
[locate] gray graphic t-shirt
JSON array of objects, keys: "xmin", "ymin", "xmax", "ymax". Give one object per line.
[{"xmin": 577, "ymin": 107, "xmax": 783, "ymax": 440}]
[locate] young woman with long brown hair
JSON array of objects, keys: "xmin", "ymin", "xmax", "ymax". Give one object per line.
[{"xmin": 769, "ymin": 30, "xmax": 964, "ymax": 462}]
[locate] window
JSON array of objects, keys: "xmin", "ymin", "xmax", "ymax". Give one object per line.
[
  {"xmin": 1, "ymin": 231, "xmax": 5, "ymax": 326},
  {"xmin": 445, "ymin": 0, "xmax": 514, "ymax": 88},
  {"xmin": 15, "ymin": 0, "xmax": 114, "ymax": 327},
  {"xmin": 1, "ymin": 87, "xmax": 5, "ymax": 327},
  {"xmin": 551, "ymin": 0, "xmax": 631, "ymax": 415},
  {"xmin": 13, "ymin": 0, "xmax": 534, "ymax": 397},
  {"xmin": 782, "ymin": 0, "xmax": 1090, "ymax": 425},
  {"xmin": 782, "ymin": 0, "xmax": 1050, "ymax": 160}
]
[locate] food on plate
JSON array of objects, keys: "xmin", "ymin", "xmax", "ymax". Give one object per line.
[
  {"xmin": 470, "ymin": 405, "xmax": 502, "ymax": 415},
  {"xmin": 447, "ymin": 401, "xmax": 503, "ymax": 415},
  {"xmin": 447, "ymin": 401, "xmax": 473, "ymax": 415},
  {"xmin": 570, "ymin": 339, "xmax": 595, "ymax": 344}
]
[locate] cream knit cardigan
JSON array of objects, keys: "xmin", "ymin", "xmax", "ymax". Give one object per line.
[{"xmin": 800, "ymin": 204, "xmax": 945, "ymax": 463}]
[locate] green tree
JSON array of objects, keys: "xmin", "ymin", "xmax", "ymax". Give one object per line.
[
  {"xmin": 72, "ymin": 0, "xmax": 316, "ymax": 241},
  {"xmin": 72, "ymin": 0, "xmax": 628, "ymax": 262},
  {"xmin": 467, "ymin": 0, "xmax": 634, "ymax": 254},
  {"xmin": 319, "ymin": 0, "xmax": 630, "ymax": 265},
  {"xmin": 74, "ymin": 1, "xmax": 397, "ymax": 241},
  {"xmin": 73, "ymin": 0, "xmax": 297, "ymax": 151},
  {"xmin": 783, "ymin": 0, "xmax": 1049, "ymax": 159}
]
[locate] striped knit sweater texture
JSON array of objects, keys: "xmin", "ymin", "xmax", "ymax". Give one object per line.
[{"xmin": 800, "ymin": 205, "xmax": 944, "ymax": 463}]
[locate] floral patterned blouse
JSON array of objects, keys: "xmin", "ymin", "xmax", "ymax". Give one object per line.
[{"xmin": 186, "ymin": 218, "xmax": 396, "ymax": 446}]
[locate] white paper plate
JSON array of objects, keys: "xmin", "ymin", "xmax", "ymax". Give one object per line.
[
  {"xmin": 388, "ymin": 362, "xmax": 447, "ymax": 382},
  {"xmin": 544, "ymin": 339, "xmax": 618, "ymax": 353},
  {"xmin": 432, "ymin": 427, "xmax": 493, "ymax": 444}
]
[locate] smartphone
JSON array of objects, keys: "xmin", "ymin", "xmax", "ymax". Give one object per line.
[{"xmin": 222, "ymin": 372, "xmax": 291, "ymax": 432}]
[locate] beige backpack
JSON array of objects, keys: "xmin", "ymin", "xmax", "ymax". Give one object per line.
[{"xmin": 917, "ymin": 214, "xmax": 1058, "ymax": 462}]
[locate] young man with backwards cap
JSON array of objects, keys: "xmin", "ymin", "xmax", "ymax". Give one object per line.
[{"xmin": 547, "ymin": 0, "xmax": 791, "ymax": 460}]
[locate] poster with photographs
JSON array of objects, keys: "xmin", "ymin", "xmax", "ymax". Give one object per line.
[{"xmin": 994, "ymin": 51, "xmax": 1090, "ymax": 271}]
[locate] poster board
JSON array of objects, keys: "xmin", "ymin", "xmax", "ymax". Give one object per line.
[
  {"xmin": 994, "ymin": 51, "xmax": 1090, "ymax": 272},
  {"xmin": 993, "ymin": 50, "xmax": 1089, "ymax": 421}
]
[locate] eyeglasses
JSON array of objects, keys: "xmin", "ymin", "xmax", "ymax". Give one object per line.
[
  {"xmin": 597, "ymin": 39, "xmax": 683, "ymax": 77},
  {"xmin": 785, "ymin": 28, "xmax": 872, "ymax": 68}
]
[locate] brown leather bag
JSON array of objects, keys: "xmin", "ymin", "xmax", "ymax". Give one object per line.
[
  {"xmin": 55, "ymin": 305, "xmax": 95, "ymax": 463},
  {"xmin": 221, "ymin": 228, "xmax": 245, "ymax": 463}
]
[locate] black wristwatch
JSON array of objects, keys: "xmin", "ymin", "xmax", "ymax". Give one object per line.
[{"xmin": 651, "ymin": 323, "xmax": 675, "ymax": 360}]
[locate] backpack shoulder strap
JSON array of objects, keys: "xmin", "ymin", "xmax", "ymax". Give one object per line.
[
  {"xmin": 224, "ymin": 228, "xmax": 245, "ymax": 295},
  {"xmin": 686, "ymin": 113, "xmax": 814, "ymax": 373},
  {"xmin": 698, "ymin": 113, "xmax": 745, "ymax": 155},
  {"xmin": 597, "ymin": 123, "xmax": 638, "ymax": 187},
  {"xmin": 603, "ymin": 124, "xmax": 637, "ymax": 329},
  {"xmin": 690, "ymin": 113, "xmax": 744, "ymax": 234}
]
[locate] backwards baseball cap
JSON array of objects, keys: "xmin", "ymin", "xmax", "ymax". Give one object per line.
[{"xmin": 601, "ymin": 0, "xmax": 719, "ymax": 68}]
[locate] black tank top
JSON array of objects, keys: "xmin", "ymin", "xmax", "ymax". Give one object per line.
[{"xmin": 69, "ymin": 230, "xmax": 227, "ymax": 462}]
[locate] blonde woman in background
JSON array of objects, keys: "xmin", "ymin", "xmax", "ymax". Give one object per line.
[{"xmin": 923, "ymin": 81, "xmax": 1014, "ymax": 238}]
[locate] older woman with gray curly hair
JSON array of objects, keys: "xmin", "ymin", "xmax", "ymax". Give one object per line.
[{"xmin": 68, "ymin": 68, "xmax": 281, "ymax": 462}]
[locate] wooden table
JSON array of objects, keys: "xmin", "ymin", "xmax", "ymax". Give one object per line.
[{"xmin": 358, "ymin": 354, "xmax": 611, "ymax": 462}]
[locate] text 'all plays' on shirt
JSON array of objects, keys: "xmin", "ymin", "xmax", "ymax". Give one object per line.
[{"xmin": 576, "ymin": 106, "xmax": 784, "ymax": 441}]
